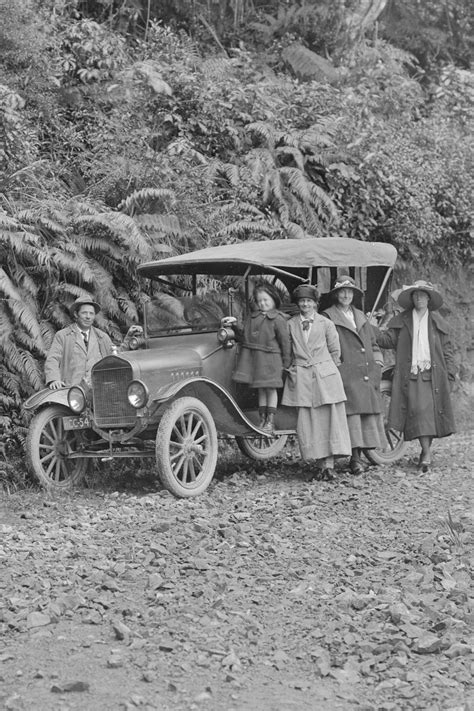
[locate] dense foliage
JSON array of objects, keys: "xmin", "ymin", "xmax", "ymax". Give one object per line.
[{"xmin": 0, "ymin": 0, "xmax": 473, "ymax": 452}]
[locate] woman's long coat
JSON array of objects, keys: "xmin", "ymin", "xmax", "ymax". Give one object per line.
[
  {"xmin": 323, "ymin": 305, "xmax": 383, "ymax": 416},
  {"xmin": 376, "ymin": 310, "xmax": 456, "ymax": 439},
  {"xmin": 232, "ymin": 309, "xmax": 291, "ymax": 389},
  {"xmin": 282, "ymin": 314, "xmax": 347, "ymax": 407}
]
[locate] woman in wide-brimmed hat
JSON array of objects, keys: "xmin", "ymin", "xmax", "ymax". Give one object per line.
[
  {"xmin": 375, "ymin": 280, "xmax": 456, "ymax": 471},
  {"xmin": 282, "ymin": 284, "xmax": 351, "ymax": 481},
  {"xmin": 322, "ymin": 275, "xmax": 387, "ymax": 475}
]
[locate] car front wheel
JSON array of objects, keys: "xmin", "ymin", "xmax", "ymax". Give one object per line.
[
  {"xmin": 155, "ymin": 397, "xmax": 218, "ymax": 498},
  {"xmin": 26, "ymin": 405, "xmax": 90, "ymax": 489}
]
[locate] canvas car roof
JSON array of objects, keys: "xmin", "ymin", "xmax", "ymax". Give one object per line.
[{"xmin": 138, "ymin": 238, "xmax": 397, "ymax": 279}]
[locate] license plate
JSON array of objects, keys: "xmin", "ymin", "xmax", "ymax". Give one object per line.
[{"xmin": 63, "ymin": 415, "xmax": 91, "ymax": 431}]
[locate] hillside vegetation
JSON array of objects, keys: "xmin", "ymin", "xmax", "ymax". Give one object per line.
[{"xmin": 0, "ymin": 0, "xmax": 473, "ymax": 454}]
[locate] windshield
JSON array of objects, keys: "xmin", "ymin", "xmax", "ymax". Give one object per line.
[{"xmin": 144, "ymin": 289, "xmax": 243, "ymax": 336}]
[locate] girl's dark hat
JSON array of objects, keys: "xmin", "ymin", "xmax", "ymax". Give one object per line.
[
  {"xmin": 253, "ymin": 281, "xmax": 281, "ymax": 309},
  {"xmin": 397, "ymin": 281, "xmax": 443, "ymax": 311},
  {"xmin": 292, "ymin": 284, "xmax": 319, "ymax": 303},
  {"xmin": 70, "ymin": 296, "xmax": 101, "ymax": 316},
  {"xmin": 329, "ymin": 275, "xmax": 364, "ymax": 296}
]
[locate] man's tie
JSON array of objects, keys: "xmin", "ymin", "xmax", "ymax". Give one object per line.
[
  {"xmin": 81, "ymin": 331, "xmax": 89, "ymax": 349},
  {"xmin": 302, "ymin": 320, "xmax": 311, "ymax": 331}
]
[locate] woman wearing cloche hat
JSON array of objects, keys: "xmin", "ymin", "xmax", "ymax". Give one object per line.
[
  {"xmin": 282, "ymin": 284, "xmax": 351, "ymax": 481},
  {"xmin": 322, "ymin": 275, "xmax": 388, "ymax": 476},
  {"xmin": 375, "ymin": 280, "xmax": 456, "ymax": 471}
]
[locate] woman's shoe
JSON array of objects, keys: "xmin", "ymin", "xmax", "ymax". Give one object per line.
[
  {"xmin": 350, "ymin": 458, "xmax": 365, "ymax": 476},
  {"xmin": 417, "ymin": 456, "xmax": 431, "ymax": 473},
  {"xmin": 321, "ymin": 468, "xmax": 335, "ymax": 482},
  {"xmin": 308, "ymin": 468, "xmax": 323, "ymax": 482}
]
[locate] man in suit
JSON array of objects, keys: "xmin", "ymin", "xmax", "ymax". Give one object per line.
[{"xmin": 44, "ymin": 296, "xmax": 139, "ymax": 390}]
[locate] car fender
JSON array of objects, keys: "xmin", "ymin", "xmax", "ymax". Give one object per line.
[
  {"xmin": 149, "ymin": 377, "xmax": 262, "ymax": 437},
  {"xmin": 23, "ymin": 387, "xmax": 71, "ymax": 412}
]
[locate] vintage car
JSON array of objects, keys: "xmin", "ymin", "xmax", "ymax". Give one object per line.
[{"xmin": 24, "ymin": 238, "xmax": 406, "ymax": 497}]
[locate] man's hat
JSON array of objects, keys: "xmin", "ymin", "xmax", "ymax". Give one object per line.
[
  {"xmin": 397, "ymin": 281, "xmax": 443, "ymax": 311},
  {"xmin": 70, "ymin": 296, "xmax": 101, "ymax": 316},
  {"xmin": 329, "ymin": 275, "xmax": 364, "ymax": 296}
]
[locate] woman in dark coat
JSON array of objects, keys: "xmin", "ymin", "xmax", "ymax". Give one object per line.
[
  {"xmin": 282, "ymin": 284, "xmax": 351, "ymax": 480},
  {"xmin": 323, "ymin": 275, "xmax": 387, "ymax": 475},
  {"xmin": 233, "ymin": 281, "xmax": 291, "ymax": 432},
  {"xmin": 376, "ymin": 280, "xmax": 456, "ymax": 471}
]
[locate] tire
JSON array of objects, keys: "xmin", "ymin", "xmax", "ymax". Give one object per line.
[
  {"xmin": 155, "ymin": 397, "xmax": 218, "ymax": 498},
  {"xmin": 235, "ymin": 433, "xmax": 288, "ymax": 461},
  {"xmin": 26, "ymin": 405, "xmax": 89, "ymax": 489},
  {"xmin": 364, "ymin": 380, "xmax": 408, "ymax": 465}
]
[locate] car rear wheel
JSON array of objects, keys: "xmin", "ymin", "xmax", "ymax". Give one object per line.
[
  {"xmin": 364, "ymin": 380, "xmax": 408, "ymax": 465},
  {"xmin": 26, "ymin": 405, "xmax": 90, "ymax": 489},
  {"xmin": 235, "ymin": 433, "xmax": 288, "ymax": 461},
  {"xmin": 155, "ymin": 397, "xmax": 218, "ymax": 498}
]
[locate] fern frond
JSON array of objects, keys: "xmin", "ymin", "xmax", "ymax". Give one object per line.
[
  {"xmin": 216, "ymin": 221, "xmax": 275, "ymax": 241},
  {"xmin": 12, "ymin": 329, "xmax": 47, "ymax": 357},
  {"xmin": 299, "ymin": 123, "xmax": 336, "ymax": 149},
  {"xmin": 74, "ymin": 213, "xmax": 151, "ymax": 258},
  {"xmin": 2, "ymin": 341, "xmax": 43, "ymax": 390},
  {"xmin": 0, "ymin": 394, "xmax": 17, "ymax": 410},
  {"xmin": 39, "ymin": 320, "xmax": 57, "ymax": 351},
  {"xmin": 246, "ymin": 122, "xmax": 276, "ymax": 149},
  {"xmin": 55, "ymin": 283, "xmax": 96, "ymax": 301},
  {"xmin": 0, "ymin": 366, "xmax": 21, "ymax": 396},
  {"xmin": 280, "ymin": 167, "xmax": 312, "ymax": 203},
  {"xmin": 75, "ymin": 235, "xmax": 124, "ymax": 261},
  {"xmin": 4, "ymin": 300, "xmax": 43, "ymax": 346},
  {"xmin": 37, "ymin": 216, "xmax": 68, "ymax": 238},
  {"xmin": 0, "ymin": 213, "xmax": 20, "ymax": 230},
  {"xmin": 17, "ymin": 349, "xmax": 44, "ymax": 390},
  {"xmin": 276, "ymin": 146, "xmax": 305, "ymax": 171},
  {"xmin": 117, "ymin": 289, "xmax": 139, "ymax": 322},
  {"xmin": 133, "ymin": 214, "xmax": 181, "ymax": 237},
  {"xmin": 0, "ymin": 304, "xmax": 12, "ymax": 340},
  {"xmin": 10, "ymin": 266, "xmax": 39, "ymax": 299},
  {"xmin": 245, "ymin": 147, "xmax": 277, "ymax": 176},
  {"xmin": 219, "ymin": 163, "xmax": 240, "ymax": 188},
  {"xmin": 50, "ymin": 249, "xmax": 96, "ymax": 283},
  {"xmin": 200, "ymin": 57, "xmax": 232, "ymax": 81},
  {"xmin": 285, "ymin": 222, "xmax": 307, "ymax": 239},
  {"xmin": 118, "ymin": 188, "xmax": 176, "ymax": 214},
  {"xmin": 267, "ymin": 170, "xmax": 284, "ymax": 204},
  {"xmin": 48, "ymin": 303, "xmax": 72, "ymax": 330},
  {"xmin": 308, "ymin": 183, "xmax": 339, "ymax": 220},
  {"xmin": 0, "ymin": 268, "xmax": 22, "ymax": 301}
]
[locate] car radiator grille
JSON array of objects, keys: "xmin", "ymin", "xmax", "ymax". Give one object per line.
[{"xmin": 92, "ymin": 363, "xmax": 137, "ymax": 427}]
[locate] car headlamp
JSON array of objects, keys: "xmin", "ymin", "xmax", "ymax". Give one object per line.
[
  {"xmin": 127, "ymin": 380, "xmax": 149, "ymax": 409},
  {"xmin": 217, "ymin": 326, "xmax": 235, "ymax": 349},
  {"xmin": 68, "ymin": 386, "xmax": 86, "ymax": 413}
]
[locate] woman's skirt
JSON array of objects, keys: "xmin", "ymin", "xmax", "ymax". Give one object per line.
[
  {"xmin": 347, "ymin": 413, "xmax": 387, "ymax": 450},
  {"xmin": 297, "ymin": 403, "xmax": 351, "ymax": 461},
  {"xmin": 404, "ymin": 374, "xmax": 436, "ymax": 440}
]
